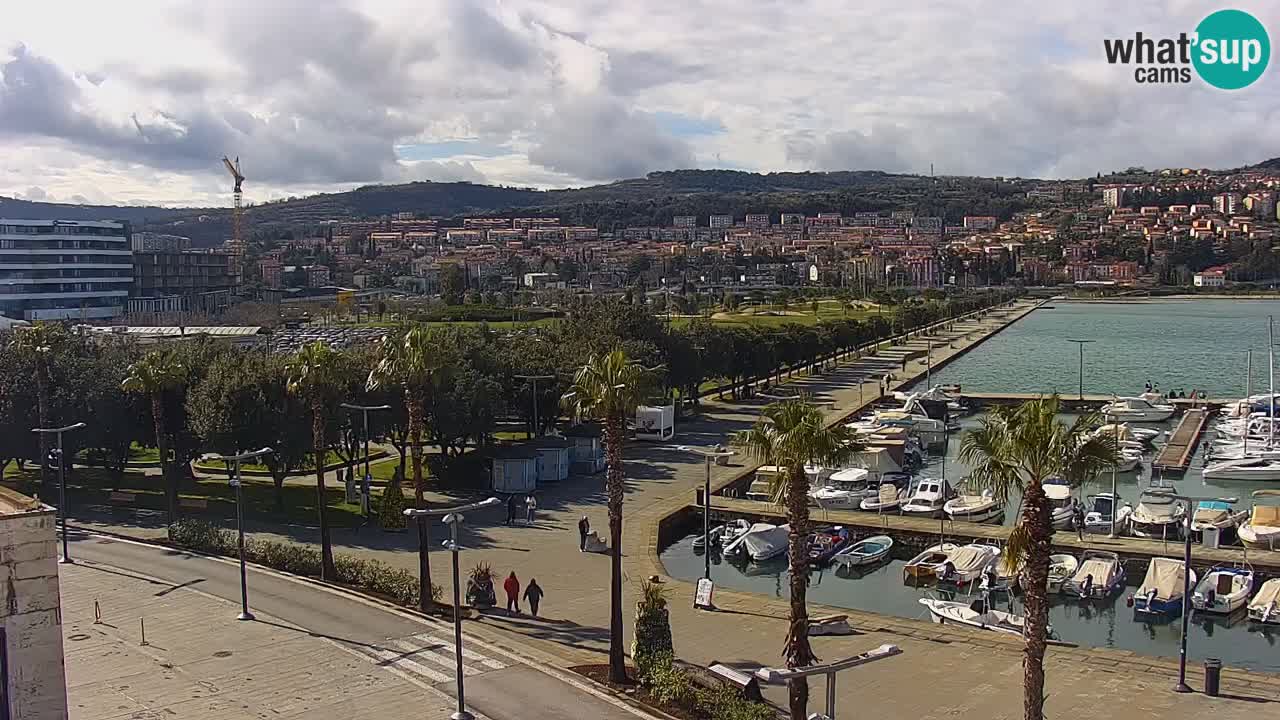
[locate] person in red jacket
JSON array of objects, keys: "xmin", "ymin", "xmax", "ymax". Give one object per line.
[{"xmin": 503, "ymin": 571, "xmax": 521, "ymax": 614}]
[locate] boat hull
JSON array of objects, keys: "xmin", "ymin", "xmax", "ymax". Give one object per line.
[
  {"xmin": 1134, "ymin": 596, "xmax": 1186, "ymax": 618},
  {"xmin": 945, "ymin": 505, "xmax": 1004, "ymax": 524}
]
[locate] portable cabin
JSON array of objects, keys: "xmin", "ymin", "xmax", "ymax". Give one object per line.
[
  {"xmin": 534, "ymin": 437, "xmax": 573, "ymax": 483},
  {"xmin": 491, "ymin": 444, "xmax": 540, "ymax": 494},
  {"xmin": 634, "ymin": 404, "xmax": 676, "ymax": 441}
]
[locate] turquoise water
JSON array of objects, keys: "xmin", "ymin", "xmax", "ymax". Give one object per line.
[{"xmin": 928, "ymin": 300, "xmax": 1280, "ymax": 398}]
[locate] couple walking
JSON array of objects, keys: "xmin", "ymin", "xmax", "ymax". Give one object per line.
[{"xmin": 502, "ymin": 572, "xmax": 545, "ymax": 617}]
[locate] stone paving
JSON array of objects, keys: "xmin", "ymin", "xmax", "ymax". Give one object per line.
[{"xmin": 68, "ymin": 300, "xmax": 1280, "ymax": 717}]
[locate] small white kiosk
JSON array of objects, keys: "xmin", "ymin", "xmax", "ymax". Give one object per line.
[
  {"xmin": 634, "ymin": 404, "xmax": 676, "ymax": 442},
  {"xmin": 564, "ymin": 424, "xmax": 605, "ymax": 474},
  {"xmin": 491, "ymin": 445, "xmax": 540, "ymax": 494},
  {"xmin": 534, "ymin": 437, "xmax": 572, "ymax": 483}
]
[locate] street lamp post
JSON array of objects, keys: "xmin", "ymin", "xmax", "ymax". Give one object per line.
[
  {"xmin": 405, "ymin": 498, "xmax": 501, "ymax": 720},
  {"xmin": 1067, "ymin": 339, "xmax": 1095, "ymax": 401},
  {"xmin": 1141, "ymin": 489, "xmax": 1237, "ymax": 693},
  {"xmin": 514, "ymin": 374, "xmax": 554, "ymax": 438},
  {"xmin": 31, "ymin": 422, "xmax": 86, "ymax": 563},
  {"xmin": 754, "ymin": 644, "xmax": 903, "ymax": 720},
  {"xmin": 340, "ymin": 402, "xmax": 391, "ymax": 521},
  {"xmin": 680, "ymin": 446, "xmax": 734, "ymax": 580},
  {"xmin": 215, "ymin": 447, "xmax": 274, "ymax": 621}
]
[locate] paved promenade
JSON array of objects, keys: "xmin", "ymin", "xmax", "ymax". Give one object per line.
[{"xmin": 65, "ymin": 299, "xmax": 1280, "ymax": 716}]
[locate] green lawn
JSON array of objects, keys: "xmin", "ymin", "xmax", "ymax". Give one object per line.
[
  {"xmin": 337, "ymin": 318, "xmax": 560, "ymax": 330},
  {"xmin": 193, "ymin": 450, "xmax": 374, "ymax": 473},
  {"xmin": 670, "ymin": 305, "xmax": 881, "ymax": 329}
]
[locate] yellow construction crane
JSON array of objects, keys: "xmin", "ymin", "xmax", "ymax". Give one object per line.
[{"xmin": 221, "ymin": 155, "xmax": 245, "ymax": 257}]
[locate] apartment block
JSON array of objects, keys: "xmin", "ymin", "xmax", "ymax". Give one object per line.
[{"xmin": 0, "ymin": 218, "xmax": 133, "ymax": 321}]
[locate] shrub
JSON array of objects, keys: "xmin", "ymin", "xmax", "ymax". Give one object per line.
[
  {"xmin": 633, "ymin": 580, "xmax": 674, "ymax": 683},
  {"xmin": 168, "ymin": 519, "xmax": 439, "ymax": 605},
  {"xmin": 379, "ymin": 478, "xmax": 408, "ymax": 529}
]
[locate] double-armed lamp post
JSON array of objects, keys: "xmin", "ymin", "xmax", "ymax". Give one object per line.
[
  {"xmin": 31, "ymin": 422, "xmax": 86, "ymax": 563},
  {"xmin": 215, "ymin": 447, "xmax": 274, "ymax": 621}
]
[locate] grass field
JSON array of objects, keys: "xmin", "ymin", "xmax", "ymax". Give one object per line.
[{"xmin": 671, "ymin": 301, "xmax": 883, "ymax": 329}]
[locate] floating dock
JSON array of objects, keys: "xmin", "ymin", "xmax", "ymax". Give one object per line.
[{"xmin": 1153, "ymin": 407, "xmax": 1211, "ymax": 473}]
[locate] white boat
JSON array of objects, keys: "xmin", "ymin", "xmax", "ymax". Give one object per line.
[
  {"xmin": 1100, "ymin": 397, "xmax": 1176, "ymax": 423},
  {"xmin": 809, "ymin": 467, "xmax": 872, "ymax": 509},
  {"xmin": 832, "ymin": 535, "xmax": 894, "ymax": 568},
  {"xmin": 692, "ymin": 518, "xmax": 752, "ymax": 550},
  {"xmin": 804, "ymin": 464, "xmax": 835, "ymax": 484},
  {"xmin": 1083, "ymin": 493, "xmax": 1132, "ymax": 535},
  {"xmin": 1043, "ymin": 482, "xmax": 1079, "ymax": 530},
  {"xmin": 1238, "ymin": 490, "xmax": 1280, "ymax": 550},
  {"xmin": 903, "ymin": 542, "xmax": 959, "ymax": 582},
  {"xmin": 1062, "ymin": 550, "xmax": 1126, "ymax": 599},
  {"xmin": 1203, "ymin": 456, "xmax": 1280, "ymax": 482},
  {"xmin": 1132, "ymin": 558, "xmax": 1196, "ymax": 618},
  {"xmin": 1129, "ymin": 491, "xmax": 1185, "ymax": 539},
  {"xmin": 1190, "ymin": 501, "xmax": 1248, "ymax": 536},
  {"xmin": 723, "ymin": 523, "xmax": 790, "ymax": 561},
  {"xmin": 902, "ymin": 479, "xmax": 952, "ymax": 519},
  {"xmin": 1093, "ymin": 423, "xmax": 1161, "ymax": 445},
  {"xmin": 867, "ymin": 410, "xmax": 947, "ymax": 447},
  {"xmin": 860, "ymin": 478, "xmax": 909, "ymax": 512},
  {"xmin": 1191, "ymin": 567, "xmax": 1255, "ymax": 614},
  {"xmin": 1048, "ymin": 554, "xmax": 1080, "ymax": 593},
  {"xmin": 918, "ymin": 597, "xmax": 1038, "ymax": 637},
  {"xmin": 944, "ymin": 489, "xmax": 1004, "ymax": 524},
  {"xmin": 936, "ymin": 543, "xmax": 1001, "ymax": 585},
  {"xmin": 1248, "ymin": 578, "xmax": 1280, "ymax": 624}
]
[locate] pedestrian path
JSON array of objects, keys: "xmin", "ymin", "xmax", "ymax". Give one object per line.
[{"xmin": 343, "ymin": 631, "xmax": 507, "ymax": 686}]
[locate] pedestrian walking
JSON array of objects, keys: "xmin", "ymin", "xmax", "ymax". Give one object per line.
[
  {"xmin": 1073, "ymin": 504, "xmax": 1086, "ymax": 541},
  {"xmin": 503, "ymin": 571, "xmax": 521, "ymax": 614},
  {"xmin": 526, "ymin": 495, "xmax": 537, "ymax": 524},
  {"xmin": 578, "ymin": 516, "xmax": 590, "ymax": 551},
  {"xmin": 523, "ymin": 579, "xmax": 544, "ymax": 617},
  {"xmin": 506, "ymin": 495, "xmax": 517, "ymax": 526}
]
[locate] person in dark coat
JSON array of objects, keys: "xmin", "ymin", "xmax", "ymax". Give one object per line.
[
  {"xmin": 506, "ymin": 496, "xmax": 518, "ymax": 526},
  {"xmin": 523, "ymin": 579, "xmax": 545, "ymax": 617},
  {"xmin": 578, "ymin": 516, "xmax": 590, "ymax": 551},
  {"xmin": 503, "ymin": 572, "xmax": 520, "ymax": 613}
]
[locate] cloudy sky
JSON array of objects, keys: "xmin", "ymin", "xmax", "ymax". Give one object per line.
[{"xmin": 1, "ymin": 0, "xmax": 1277, "ymax": 207}]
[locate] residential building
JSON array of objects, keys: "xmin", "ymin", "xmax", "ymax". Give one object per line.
[
  {"xmin": 1194, "ymin": 269, "xmax": 1226, "ymax": 288},
  {"xmin": 1213, "ymin": 192, "xmax": 1243, "ymax": 216},
  {"xmin": 0, "ymin": 487, "xmax": 69, "ymax": 720},
  {"xmin": 130, "ymin": 249, "xmax": 234, "ymax": 316},
  {"xmin": 305, "ymin": 265, "xmax": 332, "ymax": 287},
  {"xmin": 672, "ymin": 216, "xmax": 697, "ymax": 228},
  {"xmin": 130, "ymin": 232, "xmax": 191, "ymax": 252},
  {"xmin": 260, "ymin": 258, "xmax": 283, "ymax": 288},
  {"xmin": 963, "ymin": 216, "xmax": 997, "ymax": 231},
  {"xmin": 744, "ymin": 213, "xmax": 770, "ymax": 228},
  {"xmin": 0, "ymin": 218, "xmax": 133, "ymax": 321},
  {"xmin": 1244, "ymin": 192, "xmax": 1276, "ymax": 219},
  {"xmin": 779, "ymin": 213, "xmax": 804, "ymax": 226},
  {"xmin": 708, "ymin": 214, "xmax": 733, "ymax": 229}
]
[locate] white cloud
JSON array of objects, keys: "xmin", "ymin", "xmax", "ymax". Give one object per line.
[{"xmin": 0, "ymin": 0, "xmax": 1277, "ymax": 206}]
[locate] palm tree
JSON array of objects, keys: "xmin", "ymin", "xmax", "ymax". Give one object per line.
[
  {"xmin": 13, "ymin": 323, "xmax": 65, "ymax": 487},
  {"xmin": 367, "ymin": 326, "xmax": 445, "ymax": 507},
  {"xmin": 959, "ymin": 397, "xmax": 1116, "ymax": 720},
  {"xmin": 733, "ymin": 398, "xmax": 857, "ymax": 720},
  {"xmin": 286, "ymin": 341, "xmax": 347, "ymax": 581},
  {"xmin": 121, "ymin": 351, "xmax": 186, "ymax": 531},
  {"xmin": 562, "ymin": 349, "xmax": 654, "ymax": 684}
]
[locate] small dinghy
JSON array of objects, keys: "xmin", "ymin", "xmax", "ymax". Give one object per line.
[
  {"xmin": 1062, "ymin": 550, "xmax": 1126, "ymax": 599},
  {"xmin": 832, "ymin": 534, "xmax": 894, "ymax": 568},
  {"xmin": 1192, "ymin": 566, "xmax": 1254, "ymax": 615},
  {"xmin": 918, "ymin": 596, "xmax": 1044, "ymax": 637},
  {"xmin": 1132, "ymin": 557, "xmax": 1196, "ymax": 619},
  {"xmin": 903, "ymin": 543, "xmax": 958, "ymax": 582},
  {"xmin": 1248, "ymin": 578, "xmax": 1280, "ymax": 624}
]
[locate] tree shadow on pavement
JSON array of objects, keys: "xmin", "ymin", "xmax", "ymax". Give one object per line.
[{"xmin": 476, "ymin": 612, "xmax": 611, "ymax": 651}]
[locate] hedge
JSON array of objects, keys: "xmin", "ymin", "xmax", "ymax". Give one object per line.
[{"xmin": 170, "ymin": 519, "xmax": 440, "ymax": 606}]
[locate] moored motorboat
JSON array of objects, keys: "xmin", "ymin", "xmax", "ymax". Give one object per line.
[
  {"xmin": 809, "ymin": 467, "xmax": 873, "ymax": 509},
  {"xmin": 1191, "ymin": 566, "xmax": 1254, "ymax": 615},
  {"xmin": 903, "ymin": 542, "xmax": 958, "ymax": 582},
  {"xmin": 723, "ymin": 523, "xmax": 789, "ymax": 561},
  {"xmin": 1203, "ymin": 456, "xmax": 1280, "ymax": 482},
  {"xmin": 1043, "ymin": 481, "xmax": 1079, "ymax": 531},
  {"xmin": 944, "ymin": 489, "xmax": 1004, "ymax": 524},
  {"xmin": 1048, "ymin": 553, "xmax": 1080, "ymax": 593},
  {"xmin": 1248, "ymin": 578, "xmax": 1280, "ymax": 624},
  {"xmin": 806, "ymin": 527, "xmax": 851, "ymax": 567},
  {"xmin": 1132, "ymin": 557, "xmax": 1196, "ymax": 619},
  {"xmin": 832, "ymin": 534, "xmax": 894, "ymax": 568},
  {"xmin": 935, "ymin": 543, "xmax": 1001, "ymax": 585},
  {"xmin": 1129, "ymin": 490, "xmax": 1186, "ymax": 539},
  {"xmin": 1083, "ymin": 493, "xmax": 1132, "ymax": 535},
  {"xmin": 692, "ymin": 518, "xmax": 752, "ymax": 550},
  {"xmin": 1238, "ymin": 490, "xmax": 1280, "ymax": 550},
  {"xmin": 902, "ymin": 479, "xmax": 952, "ymax": 519},
  {"xmin": 918, "ymin": 597, "xmax": 1043, "ymax": 637},
  {"xmin": 1190, "ymin": 500, "xmax": 1248, "ymax": 540},
  {"xmin": 860, "ymin": 479, "xmax": 908, "ymax": 512},
  {"xmin": 1101, "ymin": 396, "xmax": 1176, "ymax": 423},
  {"xmin": 1062, "ymin": 550, "xmax": 1126, "ymax": 599}
]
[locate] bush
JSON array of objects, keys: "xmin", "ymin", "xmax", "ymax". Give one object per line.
[
  {"xmin": 633, "ymin": 581, "xmax": 673, "ymax": 683},
  {"xmin": 379, "ymin": 478, "xmax": 408, "ymax": 529},
  {"xmin": 643, "ymin": 652, "xmax": 778, "ymax": 720},
  {"xmin": 169, "ymin": 519, "xmax": 439, "ymax": 605}
]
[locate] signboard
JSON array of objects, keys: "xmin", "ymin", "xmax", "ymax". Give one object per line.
[
  {"xmin": 361, "ymin": 473, "xmax": 372, "ymax": 515},
  {"xmin": 694, "ymin": 578, "xmax": 715, "ymax": 609}
]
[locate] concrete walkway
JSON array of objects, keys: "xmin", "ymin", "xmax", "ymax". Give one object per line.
[{"xmin": 64, "ymin": 300, "xmax": 1280, "ymax": 717}]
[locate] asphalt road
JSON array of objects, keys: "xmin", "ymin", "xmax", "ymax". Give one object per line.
[{"xmin": 67, "ymin": 531, "xmax": 651, "ymax": 720}]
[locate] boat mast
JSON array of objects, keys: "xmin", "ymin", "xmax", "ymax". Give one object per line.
[
  {"xmin": 1270, "ymin": 316, "xmax": 1275, "ymax": 449},
  {"xmin": 1246, "ymin": 349, "xmax": 1252, "ymax": 458}
]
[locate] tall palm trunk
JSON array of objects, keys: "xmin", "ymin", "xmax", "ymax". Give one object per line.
[
  {"xmin": 1019, "ymin": 480, "xmax": 1052, "ymax": 720},
  {"xmin": 151, "ymin": 394, "xmax": 177, "ymax": 530},
  {"xmin": 313, "ymin": 401, "xmax": 336, "ymax": 580},
  {"xmin": 783, "ymin": 463, "xmax": 816, "ymax": 720},
  {"xmin": 603, "ymin": 412, "xmax": 627, "ymax": 683},
  {"xmin": 407, "ymin": 393, "xmax": 425, "ymax": 506}
]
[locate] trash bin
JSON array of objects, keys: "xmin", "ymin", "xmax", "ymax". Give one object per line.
[
  {"xmin": 1204, "ymin": 658, "xmax": 1222, "ymax": 697},
  {"xmin": 1202, "ymin": 526, "xmax": 1220, "ymax": 550}
]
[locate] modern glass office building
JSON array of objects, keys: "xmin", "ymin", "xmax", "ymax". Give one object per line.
[{"xmin": 0, "ymin": 219, "xmax": 132, "ymax": 321}]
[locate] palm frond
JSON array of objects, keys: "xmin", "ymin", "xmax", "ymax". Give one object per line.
[{"xmin": 1002, "ymin": 523, "xmax": 1034, "ymax": 572}]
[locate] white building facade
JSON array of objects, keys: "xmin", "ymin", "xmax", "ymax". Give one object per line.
[{"xmin": 0, "ymin": 219, "xmax": 133, "ymax": 321}]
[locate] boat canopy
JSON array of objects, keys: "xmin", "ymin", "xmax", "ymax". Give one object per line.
[
  {"xmin": 1096, "ymin": 424, "xmax": 1134, "ymax": 440},
  {"xmin": 1072, "ymin": 558, "xmax": 1115, "ymax": 584},
  {"xmin": 1252, "ymin": 579, "xmax": 1280, "ymax": 608},
  {"xmin": 1138, "ymin": 558, "xmax": 1187, "ymax": 602},
  {"xmin": 1251, "ymin": 505, "xmax": 1280, "ymax": 529},
  {"xmin": 1194, "ymin": 501, "xmax": 1231, "ymax": 525},
  {"xmin": 1044, "ymin": 484, "xmax": 1071, "ymax": 501},
  {"xmin": 947, "ymin": 546, "xmax": 993, "ymax": 573},
  {"xmin": 876, "ymin": 483, "xmax": 898, "ymax": 504},
  {"xmin": 829, "ymin": 467, "xmax": 870, "ymax": 484}
]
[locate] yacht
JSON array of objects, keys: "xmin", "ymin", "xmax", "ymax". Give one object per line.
[
  {"xmin": 1100, "ymin": 396, "xmax": 1176, "ymax": 423},
  {"xmin": 944, "ymin": 489, "xmax": 1005, "ymax": 524},
  {"xmin": 1191, "ymin": 567, "xmax": 1255, "ymax": 615},
  {"xmin": 1129, "ymin": 490, "xmax": 1186, "ymax": 539},
  {"xmin": 1238, "ymin": 490, "xmax": 1280, "ymax": 550},
  {"xmin": 935, "ymin": 543, "xmax": 1001, "ymax": 585},
  {"xmin": 1043, "ymin": 481, "xmax": 1079, "ymax": 531},
  {"xmin": 1083, "ymin": 493, "xmax": 1132, "ymax": 535},
  {"xmin": 902, "ymin": 479, "xmax": 953, "ymax": 519},
  {"xmin": 809, "ymin": 467, "xmax": 873, "ymax": 510},
  {"xmin": 1248, "ymin": 578, "xmax": 1280, "ymax": 624},
  {"xmin": 1062, "ymin": 550, "xmax": 1126, "ymax": 599},
  {"xmin": 1132, "ymin": 557, "xmax": 1196, "ymax": 619},
  {"xmin": 1203, "ymin": 456, "xmax": 1280, "ymax": 482}
]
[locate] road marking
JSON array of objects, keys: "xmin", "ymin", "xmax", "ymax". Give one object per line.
[
  {"xmin": 390, "ymin": 638, "xmax": 484, "ymax": 676},
  {"xmin": 354, "ymin": 644, "xmax": 455, "ymax": 684},
  {"xmin": 402, "ymin": 632, "xmax": 507, "ymax": 671}
]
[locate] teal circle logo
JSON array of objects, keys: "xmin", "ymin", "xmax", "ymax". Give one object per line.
[{"xmin": 1193, "ymin": 9, "xmax": 1270, "ymax": 90}]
